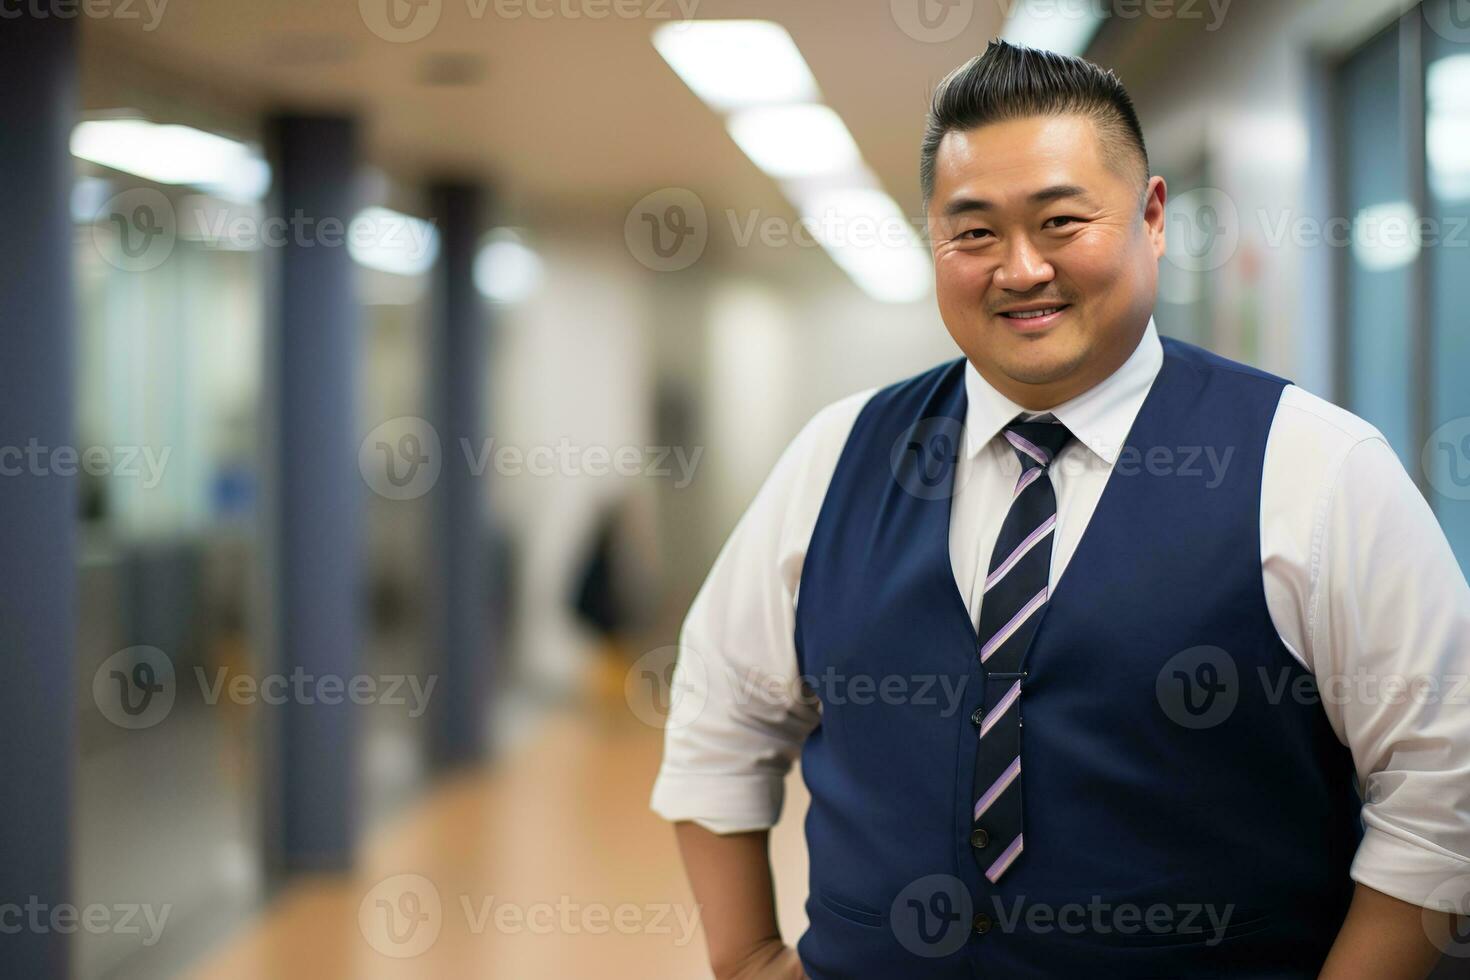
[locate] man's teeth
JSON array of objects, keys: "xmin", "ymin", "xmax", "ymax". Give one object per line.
[{"xmin": 1004, "ymin": 306, "xmax": 1064, "ymax": 319}]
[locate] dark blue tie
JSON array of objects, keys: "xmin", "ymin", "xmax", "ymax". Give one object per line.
[{"xmin": 971, "ymin": 416, "xmax": 1073, "ymax": 882}]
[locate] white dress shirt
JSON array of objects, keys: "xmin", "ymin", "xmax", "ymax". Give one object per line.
[{"xmin": 650, "ymin": 318, "xmax": 1470, "ymax": 910}]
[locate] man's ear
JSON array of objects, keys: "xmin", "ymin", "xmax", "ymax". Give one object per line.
[{"xmin": 1142, "ymin": 175, "xmax": 1167, "ymax": 259}]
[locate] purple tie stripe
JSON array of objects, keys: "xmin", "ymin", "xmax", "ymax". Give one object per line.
[
  {"xmin": 985, "ymin": 833, "xmax": 1024, "ymax": 883},
  {"xmin": 979, "ymin": 679, "xmax": 1021, "ymax": 739},
  {"xmin": 1013, "ymin": 465, "xmax": 1045, "ymax": 497},
  {"xmin": 972, "ymin": 754, "xmax": 1021, "ymax": 821},
  {"xmin": 1004, "ymin": 429, "xmax": 1052, "ymax": 467},
  {"xmin": 985, "ymin": 515, "xmax": 1056, "ymax": 594},
  {"xmin": 979, "ymin": 588, "xmax": 1048, "ymax": 663}
]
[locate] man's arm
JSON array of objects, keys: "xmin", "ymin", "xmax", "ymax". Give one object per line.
[
  {"xmin": 673, "ymin": 822, "xmax": 805, "ymax": 980},
  {"xmin": 651, "ymin": 394, "xmax": 871, "ymax": 977},
  {"xmin": 1317, "ymin": 883, "xmax": 1454, "ymax": 980},
  {"xmin": 1266, "ymin": 411, "xmax": 1470, "ymax": 975}
]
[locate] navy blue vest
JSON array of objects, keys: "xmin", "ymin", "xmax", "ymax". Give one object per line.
[{"xmin": 792, "ymin": 338, "xmax": 1362, "ymax": 979}]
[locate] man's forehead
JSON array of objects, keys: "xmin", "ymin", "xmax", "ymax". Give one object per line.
[{"xmin": 931, "ymin": 116, "xmax": 1109, "ymax": 207}]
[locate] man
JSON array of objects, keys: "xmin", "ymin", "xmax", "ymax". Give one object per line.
[{"xmin": 652, "ymin": 39, "xmax": 1470, "ymax": 979}]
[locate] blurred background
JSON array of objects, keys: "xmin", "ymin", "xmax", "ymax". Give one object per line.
[{"xmin": 2, "ymin": 0, "xmax": 1470, "ymax": 976}]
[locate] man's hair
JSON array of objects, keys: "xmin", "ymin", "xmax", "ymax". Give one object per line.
[{"xmin": 920, "ymin": 38, "xmax": 1149, "ymax": 205}]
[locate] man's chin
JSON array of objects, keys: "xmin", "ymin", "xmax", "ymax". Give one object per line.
[{"xmin": 992, "ymin": 340, "xmax": 1090, "ymax": 389}]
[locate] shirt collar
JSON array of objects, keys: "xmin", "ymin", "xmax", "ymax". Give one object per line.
[{"xmin": 961, "ymin": 316, "xmax": 1164, "ymax": 466}]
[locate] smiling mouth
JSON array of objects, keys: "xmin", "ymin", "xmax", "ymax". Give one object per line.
[{"xmin": 998, "ymin": 304, "xmax": 1070, "ymax": 320}]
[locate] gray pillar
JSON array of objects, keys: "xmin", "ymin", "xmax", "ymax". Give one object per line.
[
  {"xmin": 0, "ymin": 13, "xmax": 77, "ymax": 980},
  {"xmin": 265, "ymin": 115, "xmax": 361, "ymax": 871},
  {"xmin": 427, "ymin": 183, "xmax": 493, "ymax": 768}
]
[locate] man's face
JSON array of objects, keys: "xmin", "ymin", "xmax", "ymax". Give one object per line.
[{"xmin": 926, "ymin": 113, "xmax": 1166, "ymax": 408}]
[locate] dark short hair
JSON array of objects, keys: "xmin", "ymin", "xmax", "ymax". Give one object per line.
[{"xmin": 920, "ymin": 38, "xmax": 1149, "ymax": 205}]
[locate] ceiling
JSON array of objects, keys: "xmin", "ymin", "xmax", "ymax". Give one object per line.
[{"xmin": 83, "ymin": 0, "xmax": 1011, "ymax": 230}]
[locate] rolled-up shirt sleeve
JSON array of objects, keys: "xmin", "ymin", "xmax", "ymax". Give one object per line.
[
  {"xmin": 649, "ymin": 391, "xmax": 871, "ymax": 834},
  {"xmin": 1311, "ymin": 435, "xmax": 1470, "ymax": 909}
]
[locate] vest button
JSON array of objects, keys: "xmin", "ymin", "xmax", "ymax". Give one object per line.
[
  {"xmin": 970, "ymin": 707, "xmax": 984, "ymax": 726},
  {"xmin": 970, "ymin": 828, "xmax": 989, "ymax": 848},
  {"xmin": 972, "ymin": 912, "xmax": 992, "ymax": 934}
]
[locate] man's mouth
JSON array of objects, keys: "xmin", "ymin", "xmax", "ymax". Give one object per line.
[
  {"xmin": 999, "ymin": 304, "xmax": 1069, "ymax": 320},
  {"xmin": 996, "ymin": 304, "xmax": 1071, "ymax": 331}
]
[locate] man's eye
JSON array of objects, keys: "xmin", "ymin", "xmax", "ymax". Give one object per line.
[
  {"xmin": 1045, "ymin": 215, "xmax": 1082, "ymax": 228},
  {"xmin": 956, "ymin": 228, "xmax": 992, "ymax": 241}
]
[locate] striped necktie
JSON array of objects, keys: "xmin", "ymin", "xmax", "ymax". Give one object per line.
[{"xmin": 970, "ymin": 416, "xmax": 1074, "ymax": 883}]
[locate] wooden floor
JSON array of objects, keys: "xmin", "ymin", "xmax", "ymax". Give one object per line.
[{"xmin": 188, "ymin": 709, "xmax": 811, "ymax": 979}]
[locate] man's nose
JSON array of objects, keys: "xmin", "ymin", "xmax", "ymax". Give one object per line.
[{"xmin": 992, "ymin": 235, "xmax": 1055, "ymax": 293}]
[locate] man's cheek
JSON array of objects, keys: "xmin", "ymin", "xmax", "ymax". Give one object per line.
[{"xmin": 937, "ymin": 259, "xmax": 993, "ymax": 300}]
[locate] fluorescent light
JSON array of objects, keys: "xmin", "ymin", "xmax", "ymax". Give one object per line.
[
  {"xmin": 652, "ymin": 20, "xmax": 820, "ymax": 111},
  {"xmin": 1352, "ymin": 201, "xmax": 1420, "ymax": 272},
  {"xmin": 726, "ymin": 104, "xmax": 862, "ymax": 179},
  {"xmin": 1001, "ymin": 0, "xmax": 1105, "ymax": 57},
  {"xmin": 71, "ymin": 118, "xmax": 271, "ymax": 201},
  {"xmin": 1428, "ymin": 56, "xmax": 1470, "ymax": 203},
  {"xmin": 789, "ymin": 185, "xmax": 931, "ymax": 303},
  {"xmin": 474, "ymin": 228, "xmax": 543, "ymax": 304},
  {"xmin": 177, "ymin": 194, "xmax": 265, "ymax": 251},
  {"xmin": 347, "ymin": 206, "xmax": 440, "ymax": 277},
  {"xmin": 649, "ymin": 20, "xmax": 926, "ymax": 302}
]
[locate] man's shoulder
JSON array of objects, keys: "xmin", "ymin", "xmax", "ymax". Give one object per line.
[
  {"xmin": 776, "ymin": 358, "xmax": 964, "ymax": 489},
  {"xmin": 1160, "ymin": 336, "xmax": 1290, "ymax": 389},
  {"xmin": 794, "ymin": 357, "xmax": 966, "ymax": 450},
  {"xmin": 1274, "ymin": 384, "xmax": 1389, "ymax": 455}
]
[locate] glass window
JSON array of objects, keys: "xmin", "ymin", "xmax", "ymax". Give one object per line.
[
  {"xmin": 1337, "ymin": 20, "xmax": 1417, "ymax": 467},
  {"xmin": 1423, "ymin": 0, "xmax": 1470, "ymax": 569}
]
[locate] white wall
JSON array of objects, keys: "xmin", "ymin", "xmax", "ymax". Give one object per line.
[{"xmin": 491, "ymin": 233, "xmax": 655, "ymax": 694}]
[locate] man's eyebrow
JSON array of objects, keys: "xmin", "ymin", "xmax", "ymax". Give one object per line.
[{"xmin": 942, "ymin": 184, "xmax": 1095, "ymax": 217}]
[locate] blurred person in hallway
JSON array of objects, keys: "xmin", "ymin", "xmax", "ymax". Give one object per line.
[
  {"xmin": 570, "ymin": 491, "xmax": 662, "ymax": 729},
  {"xmin": 651, "ymin": 39, "xmax": 1470, "ymax": 980}
]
